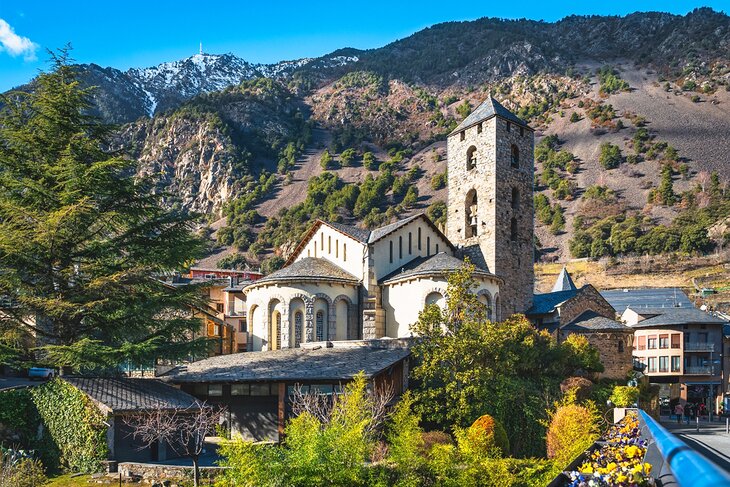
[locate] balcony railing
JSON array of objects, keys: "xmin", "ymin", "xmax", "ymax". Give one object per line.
[
  {"xmin": 684, "ymin": 342, "xmax": 715, "ymax": 352},
  {"xmin": 684, "ymin": 366, "xmax": 715, "ymax": 375}
]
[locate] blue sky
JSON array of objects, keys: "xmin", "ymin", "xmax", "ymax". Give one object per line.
[{"xmin": 1, "ymin": 1, "xmax": 728, "ymax": 91}]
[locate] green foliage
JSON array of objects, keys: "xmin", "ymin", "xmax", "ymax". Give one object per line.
[
  {"xmin": 587, "ymin": 103, "xmax": 615, "ymax": 124},
  {"xmin": 340, "ymin": 148, "xmax": 357, "ymax": 167},
  {"xmin": 427, "ymin": 201, "xmax": 448, "ymax": 228},
  {"xmin": 0, "ymin": 389, "xmax": 37, "ymax": 444},
  {"xmin": 261, "ymin": 256, "xmax": 286, "ymax": 275},
  {"xmin": 460, "ymin": 415, "xmax": 510, "ymax": 459},
  {"xmin": 560, "ymin": 335, "xmax": 604, "ymax": 374},
  {"xmin": 319, "ymin": 149, "xmax": 335, "ymax": 170},
  {"xmin": 597, "ymin": 66, "xmax": 630, "ymax": 95},
  {"xmin": 599, "ymin": 143, "xmax": 623, "ymax": 170},
  {"xmin": 0, "ymin": 49, "xmax": 210, "ymax": 369},
  {"xmin": 609, "ymin": 386, "xmax": 640, "ymax": 408},
  {"xmin": 0, "ymin": 452, "xmax": 47, "ymax": 487},
  {"xmin": 386, "ymin": 392, "xmax": 425, "ymax": 486},
  {"xmin": 655, "ymin": 165, "xmax": 676, "ymax": 206},
  {"xmin": 335, "ymin": 71, "xmax": 388, "ymax": 95},
  {"xmin": 362, "ymin": 151, "xmax": 378, "ymax": 170},
  {"xmin": 217, "ymin": 253, "xmax": 249, "ymax": 270},
  {"xmin": 456, "ymin": 101, "xmax": 472, "ymax": 119},
  {"xmin": 410, "ymin": 262, "xmax": 601, "ymax": 457},
  {"xmin": 431, "ymin": 171, "xmax": 448, "ymax": 190},
  {"xmin": 544, "ymin": 392, "xmax": 601, "ymax": 467},
  {"xmin": 570, "ymin": 112, "xmax": 581, "ymax": 123}
]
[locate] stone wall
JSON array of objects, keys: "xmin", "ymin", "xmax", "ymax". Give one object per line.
[
  {"xmin": 118, "ymin": 462, "xmax": 225, "ymax": 483},
  {"xmin": 559, "ymin": 285, "xmax": 617, "ymax": 325},
  {"xmin": 446, "ymin": 114, "xmax": 534, "ymax": 317},
  {"xmin": 559, "ymin": 330, "xmax": 634, "ymax": 380}
]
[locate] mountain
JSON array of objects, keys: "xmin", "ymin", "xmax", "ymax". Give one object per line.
[{"xmin": 9, "ymin": 8, "xmax": 730, "ymax": 267}]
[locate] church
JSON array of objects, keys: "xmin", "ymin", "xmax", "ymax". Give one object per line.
[{"xmin": 242, "ymin": 97, "xmax": 535, "ymax": 351}]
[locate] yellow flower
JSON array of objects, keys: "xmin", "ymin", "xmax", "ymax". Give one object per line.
[
  {"xmin": 579, "ymin": 463, "xmax": 594, "ymax": 474},
  {"xmin": 644, "ymin": 462, "xmax": 652, "ymax": 474},
  {"xmin": 606, "ymin": 462, "xmax": 618, "ymax": 471}
]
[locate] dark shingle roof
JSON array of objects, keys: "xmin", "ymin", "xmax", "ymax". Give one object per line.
[
  {"xmin": 161, "ymin": 346, "xmax": 410, "ymax": 383},
  {"xmin": 63, "ymin": 377, "xmax": 200, "ymax": 413},
  {"xmin": 451, "ymin": 97, "xmax": 529, "ymax": 134},
  {"xmin": 368, "ymin": 214, "xmax": 421, "ymax": 243},
  {"xmin": 380, "ymin": 252, "xmax": 496, "ymax": 284},
  {"xmin": 324, "ymin": 221, "xmax": 371, "ymax": 244},
  {"xmin": 601, "ymin": 288, "xmax": 693, "ymax": 312},
  {"xmin": 252, "ymin": 258, "xmax": 360, "ymax": 286},
  {"xmin": 626, "ymin": 306, "xmax": 726, "ymax": 328},
  {"xmin": 552, "ymin": 267, "xmax": 577, "ymax": 292},
  {"xmin": 528, "ymin": 289, "xmax": 579, "ymax": 315},
  {"xmin": 562, "ymin": 311, "xmax": 632, "ymax": 333}
]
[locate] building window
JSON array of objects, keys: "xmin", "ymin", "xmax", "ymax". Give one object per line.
[
  {"xmin": 659, "ymin": 334, "xmax": 669, "ymax": 349},
  {"xmin": 399, "ymin": 236, "xmax": 403, "ymax": 259},
  {"xmin": 316, "ymin": 311, "xmax": 324, "ymax": 341},
  {"xmin": 510, "ymin": 144, "xmax": 519, "ymax": 168},
  {"xmin": 698, "ymin": 332, "xmax": 708, "ymax": 343},
  {"xmin": 647, "ymin": 357, "xmax": 657, "ymax": 373},
  {"xmin": 343, "ymin": 243, "xmax": 347, "ymax": 261},
  {"xmin": 408, "ymin": 232, "xmax": 412, "ymax": 254},
  {"xmin": 427, "ymin": 236, "xmax": 431, "ymax": 256},
  {"xmin": 671, "ymin": 333, "xmax": 680, "ymax": 349},
  {"xmin": 647, "ymin": 336, "xmax": 657, "ymax": 349},
  {"xmin": 251, "ymin": 384, "xmax": 270, "ymax": 396},
  {"xmin": 436, "ymin": 244, "xmax": 439, "ymax": 253},
  {"xmin": 216, "ymin": 303, "xmax": 224, "ymax": 313},
  {"xmin": 659, "ymin": 356, "xmax": 669, "ymax": 373},
  {"xmin": 231, "ymin": 384, "xmax": 249, "ymax": 395},
  {"xmin": 460, "ymin": 131, "xmax": 465, "ymax": 141},
  {"xmin": 294, "ymin": 311, "xmax": 303, "ymax": 347},
  {"xmin": 389, "ymin": 241, "xmax": 393, "ymax": 263},
  {"xmin": 477, "ymin": 122, "xmax": 483, "ymax": 134},
  {"xmin": 335, "ymin": 239, "xmax": 338, "ymax": 258},
  {"xmin": 239, "ymin": 319, "xmax": 247, "ymax": 333},
  {"xmin": 208, "ymin": 384, "xmax": 223, "ymax": 397},
  {"xmin": 466, "ymin": 146, "xmax": 477, "ymax": 171},
  {"xmin": 506, "ymin": 121, "xmax": 511, "ymax": 132},
  {"xmin": 321, "ymin": 233, "xmax": 324, "ymax": 251},
  {"xmin": 418, "ymin": 227, "xmax": 422, "ymax": 251},
  {"xmin": 637, "ymin": 336, "xmax": 646, "ymax": 351},
  {"xmin": 510, "ymin": 218, "xmax": 518, "ymax": 242},
  {"xmin": 618, "ymin": 339, "xmax": 624, "ymax": 353},
  {"xmin": 328, "ymin": 236, "xmax": 331, "ymax": 254},
  {"xmin": 466, "ymin": 189, "xmax": 478, "ymax": 238},
  {"xmin": 511, "ymin": 187, "xmax": 520, "ymax": 210},
  {"xmin": 519, "ymin": 126, "xmax": 524, "ymax": 137},
  {"xmin": 671, "ymin": 356, "xmax": 681, "ymax": 372}
]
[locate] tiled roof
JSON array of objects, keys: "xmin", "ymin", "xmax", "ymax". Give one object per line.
[
  {"xmin": 323, "ymin": 221, "xmax": 371, "ymax": 244},
  {"xmin": 161, "ymin": 346, "xmax": 410, "ymax": 383},
  {"xmin": 252, "ymin": 258, "xmax": 360, "ymax": 286},
  {"xmin": 601, "ymin": 288, "xmax": 693, "ymax": 312},
  {"xmin": 527, "ymin": 289, "xmax": 579, "ymax": 315},
  {"xmin": 62, "ymin": 377, "xmax": 200, "ymax": 413},
  {"xmin": 380, "ymin": 252, "xmax": 496, "ymax": 284},
  {"xmin": 626, "ymin": 306, "xmax": 726, "ymax": 328},
  {"xmin": 368, "ymin": 214, "xmax": 422, "ymax": 243},
  {"xmin": 552, "ymin": 267, "xmax": 577, "ymax": 292},
  {"xmin": 451, "ymin": 97, "xmax": 529, "ymax": 134},
  {"xmin": 562, "ymin": 311, "xmax": 632, "ymax": 333}
]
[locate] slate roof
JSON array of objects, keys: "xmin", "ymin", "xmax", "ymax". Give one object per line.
[
  {"xmin": 324, "ymin": 221, "xmax": 371, "ymax": 244},
  {"xmin": 552, "ymin": 267, "xmax": 577, "ymax": 292},
  {"xmin": 161, "ymin": 346, "xmax": 411, "ymax": 383},
  {"xmin": 527, "ymin": 289, "xmax": 579, "ymax": 315},
  {"xmin": 625, "ymin": 306, "xmax": 726, "ymax": 328},
  {"xmin": 368, "ymin": 214, "xmax": 421, "ymax": 243},
  {"xmin": 562, "ymin": 311, "xmax": 632, "ymax": 333},
  {"xmin": 601, "ymin": 288, "xmax": 693, "ymax": 312},
  {"xmin": 380, "ymin": 252, "xmax": 497, "ymax": 285},
  {"xmin": 451, "ymin": 97, "xmax": 530, "ymax": 134},
  {"xmin": 252, "ymin": 258, "xmax": 360, "ymax": 286},
  {"xmin": 62, "ymin": 377, "xmax": 200, "ymax": 413}
]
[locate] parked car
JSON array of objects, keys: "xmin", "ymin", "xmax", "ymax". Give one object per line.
[{"xmin": 28, "ymin": 367, "xmax": 56, "ymax": 380}]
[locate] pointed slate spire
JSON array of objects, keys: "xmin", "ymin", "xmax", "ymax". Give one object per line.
[
  {"xmin": 450, "ymin": 96, "xmax": 529, "ymax": 135},
  {"xmin": 552, "ymin": 266, "xmax": 577, "ymax": 292}
]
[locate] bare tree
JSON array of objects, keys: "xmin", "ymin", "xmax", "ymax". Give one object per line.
[
  {"xmin": 123, "ymin": 402, "xmax": 223, "ymax": 487},
  {"xmin": 289, "ymin": 382, "xmax": 394, "ymax": 435}
]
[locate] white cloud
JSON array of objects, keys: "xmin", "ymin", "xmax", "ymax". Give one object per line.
[{"xmin": 0, "ymin": 18, "xmax": 38, "ymax": 61}]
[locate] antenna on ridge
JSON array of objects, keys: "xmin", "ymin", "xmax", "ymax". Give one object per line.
[{"xmin": 199, "ymin": 42, "xmax": 203, "ymax": 55}]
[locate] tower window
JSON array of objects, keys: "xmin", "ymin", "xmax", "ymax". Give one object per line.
[
  {"xmin": 506, "ymin": 121, "xmax": 511, "ymax": 132},
  {"xmin": 519, "ymin": 126, "xmax": 524, "ymax": 137},
  {"xmin": 510, "ymin": 145, "xmax": 519, "ymax": 168},
  {"xmin": 465, "ymin": 189, "xmax": 478, "ymax": 238},
  {"xmin": 477, "ymin": 122, "xmax": 483, "ymax": 133},
  {"xmin": 459, "ymin": 131, "xmax": 465, "ymax": 141},
  {"xmin": 511, "ymin": 187, "xmax": 520, "ymax": 209},
  {"xmin": 510, "ymin": 217, "xmax": 518, "ymax": 241},
  {"xmin": 466, "ymin": 146, "xmax": 477, "ymax": 171}
]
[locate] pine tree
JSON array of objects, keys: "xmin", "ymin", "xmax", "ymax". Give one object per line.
[
  {"xmin": 0, "ymin": 49, "xmax": 210, "ymax": 370},
  {"xmin": 657, "ymin": 165, "xmax": 676, "ymax": 206}
]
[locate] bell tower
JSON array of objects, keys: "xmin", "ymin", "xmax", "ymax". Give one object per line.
[{"xmin": 445, "ymin": 97, "xmax": 534, "ymax": 317}]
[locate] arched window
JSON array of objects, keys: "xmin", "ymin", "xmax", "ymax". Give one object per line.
[
  {"xmin": 343, "ymin": 243, "xmax": 347, "ymax": 261},
  {"xmin": 510, "ymin": 217, "xmax": 518, "ymax": 241},
  {"xmin": 316, "ymin": 311, "xmax": 324, "ymax": 341},
  {"xmin": 618, "ymin": 339, "xmax": 624, "ymax": 353},
  {"xmin": 294, "ymin": 311, "xmax": 303, "ymax": 347},
  {"xmin": 511, "ymin": 187, "xmax": 520, "ymax": 210},
  {"xmin": 511, "ymin": 144, "xmax": 519, "ymax": 168},
  {"xmin": 466, "ymin": 146, "xmax": 477, "ymax": 171},
  {"xmin": 494, "ymin": 294, "xmax": 501, "ymax": 321},
  {"xmin": 465, "ymin": 189, "xmax": 478, "ymax": 238},
  {"xmin": 425, "ymin": 291, "xmax": 445, "ymax": 307}
]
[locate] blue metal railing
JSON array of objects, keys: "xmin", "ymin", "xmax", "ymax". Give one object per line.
[{"xmin": 639, "ymin": 410, "xmax": 730, "ymax": 487}]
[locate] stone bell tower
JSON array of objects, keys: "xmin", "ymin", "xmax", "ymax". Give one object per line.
[{"xmin": 445, "ymin": 97, "xmax": 534, "ymax": 317}]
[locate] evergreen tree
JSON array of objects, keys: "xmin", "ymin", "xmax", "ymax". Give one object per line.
[
  {"xmin": 0, "ymin": 50, "xmax": 209, "ymax": 370},
  {"xmin": 657, "ymin": 165, "xmax": 676, "ymax": 206}
]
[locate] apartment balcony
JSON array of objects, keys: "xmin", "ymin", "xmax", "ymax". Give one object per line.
[
  {"xmin": 683, "ymin": 342, "xmax": 715, "ymax": 352},
  {"xmin": 226, "ymin": 310, "xmax": 246, "ymax": 317},
  {"xmin": 684, "ymin": 366, "xmax": 715, "ymax": 375}
]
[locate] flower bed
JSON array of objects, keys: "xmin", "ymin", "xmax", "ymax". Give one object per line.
[{"xmin": 564, "ymin": 412, "xmax": 655, "ymax": 487}]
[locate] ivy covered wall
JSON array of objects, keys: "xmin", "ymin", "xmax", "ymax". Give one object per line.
[{"xmin": 0, "ymin": 379, "xmax": 109, "ymax": 473}]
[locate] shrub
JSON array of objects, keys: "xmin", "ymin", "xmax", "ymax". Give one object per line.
[
  {"xmin": 599, "ymin": 143, "xmax": 623, "ymax": 170},
  {"xmin": 609, "ymin": 386, "xmax": 640, "ymax": 408},
  {"xmin": 545, "ymin": 393, "xmax": 601, "ymax": 467},
  {"xmin": 420, "ymin": 431, "xmax": 453, "ymax": 456},
  {"xmin": 560, "ymin": 377, "xmax": 594, "ymax": 402},
  {"xmin": 319, "ymin": 149, "xmax": 335, "ymax": 169},
  {"xmin": 339, "ymin": 148, "xmax": 357, "ymax": 167},
  {"xmin": 0, "ymin": 451, "xmax": 46, "ymax": 487},
  {"xmin": 362, "ymin": 151, "xmax": 377, "ymax": 170},
  {"xmin": 570, "ymin": 112, "xmax": 580, "ymax": 123},
  {"xmin": 457, "ymin": 414, "xmax": 510, "ymax": 461},
  {"xmin": 456, "ymin": 101, "xmax": 472, "ymax": 119},
  {"xmin": 431, "ymin": 171, "xmax": 447, "ymax": 190}
]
